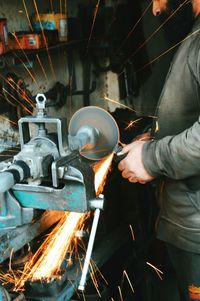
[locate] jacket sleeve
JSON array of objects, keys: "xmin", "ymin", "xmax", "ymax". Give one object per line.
[{"xmin": 142, "ymin": 116, "xmax": 200, "ymax": 179}]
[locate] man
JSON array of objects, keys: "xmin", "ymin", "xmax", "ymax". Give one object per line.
[{"xmin": 118, "ymin": 1, "xmax": 200, "ymax": 300}]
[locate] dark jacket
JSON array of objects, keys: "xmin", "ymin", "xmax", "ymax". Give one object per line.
[{"xmin": 142, "ymin": 15, "xmax": 200, "ymax": 253}]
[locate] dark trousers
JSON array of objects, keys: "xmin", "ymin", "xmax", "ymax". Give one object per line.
[{"xmin": 166, "ymin": 243, "xmax": 200, "ymax": 301}]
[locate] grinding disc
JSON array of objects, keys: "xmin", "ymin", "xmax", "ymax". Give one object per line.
[{"xmin": 68, "ymin": 106, "xmax": 119, "ymax": 160}]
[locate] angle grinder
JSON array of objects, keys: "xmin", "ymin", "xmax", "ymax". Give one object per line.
[{"xmin": 68, "ymin": 106, "xmax": 127, "ymax": 161}]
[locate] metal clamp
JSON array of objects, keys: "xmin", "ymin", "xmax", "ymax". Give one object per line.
[{"xmin": 35, "ymin": 93, "xmax": 47, "ymax": 117}]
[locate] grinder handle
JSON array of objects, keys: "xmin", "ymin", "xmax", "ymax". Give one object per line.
[{"xmin": 113, "ymin": 145, "xmax": 127, "ymax": 163}]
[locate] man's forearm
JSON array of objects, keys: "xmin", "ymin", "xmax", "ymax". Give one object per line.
[{"xmin": 142, "ymin": 118, "xmax": 200, "ymax": 179}]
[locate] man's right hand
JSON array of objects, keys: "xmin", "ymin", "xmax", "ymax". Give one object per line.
[{"xmin": 118, "ymin": 140, "xmax": 155, "ymax": 184}]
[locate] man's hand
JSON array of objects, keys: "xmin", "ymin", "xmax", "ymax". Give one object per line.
[{"xmin": 118, "ymin": 140, "xmax": 155, "ymax": 184}]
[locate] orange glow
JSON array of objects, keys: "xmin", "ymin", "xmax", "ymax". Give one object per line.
[
  {"xmin": 93, "ymin": 153, "xmax": 114, "ymax": 195},
  {"xmin": 14, "ymin": 212, "xmax": 89, "ymax": 290},
  {"xmin": 31, "ymin": 212, "xmax": 85, "ymax": 281}
]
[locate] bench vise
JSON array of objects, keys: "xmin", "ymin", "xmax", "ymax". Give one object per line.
[{"xmin": 0, "ymin": 93, "xmax": 119, "ymax": 232}]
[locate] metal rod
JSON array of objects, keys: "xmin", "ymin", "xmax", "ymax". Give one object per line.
[{"xmin": 78, "ymin": 208, "xmax": 101, "ymax": 291}]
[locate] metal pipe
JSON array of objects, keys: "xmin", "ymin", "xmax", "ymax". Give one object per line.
[
  {"xmin": 78, "ymin": 208, "xmax": 101, "ymax": 291},
  {"xmin": 0, "ymin": 172, "xmax": 15, "ymax": 193},
  {"xmin": 89, "ymin": 194, "xmax": 104, "ymax": 210}
]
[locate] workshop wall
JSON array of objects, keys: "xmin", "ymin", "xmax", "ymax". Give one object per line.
[
  {"xmin": 0, "ymin": 0, "xmax": 192, "ymax": 150},
  {"xmin": 0, "ymin": 0, "xmax": 110, "ymax": 150}
]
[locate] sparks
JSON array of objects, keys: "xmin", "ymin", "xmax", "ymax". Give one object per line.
[
  {"xmin": 86, "ymin": 0, "xmax": 101, "ymax": 55},
  {"xmin": 31, "ymin": 212, "xmax": 84, "ymax": 281},
  {"xmin": 93, "ymin": 153, "xmax": 114, "ymax": 196},
  {"xmin": 125, "ymin": 118, "xmax": 142, "ymax": 130},
  {"xmin": 14, "ymin": 212, "xmax": 89, "ymax": 290},
  {"xmin": 129, "ymin": 225, "xmax": 135, "ymax": 241},
  {"xmin": 3, "ymin": 88, "xmax": 33, "ymax": 115},
  {"xmin": 36, "ymin": 54, "xmax": 49, "ymax": 83},
  {"xmin": 146, "ymin": 261, "xmax": 163, "ymax": 280},
  {"xmin": 1, "ymin": 148, "xmax": 113, "ymax": 292},
  {"xmin": 115, "ymin": 0, "xmax": 152, "ymax": 54},
  {"xmin": 118, "ymin": 285, "xmax": 123, "ymax": 301},
  {"xmin": 22, "ymin": 0, "xmax": 34, "ymax": 31},
  {"xmin": 33, "ymin": 0, "xmax": 56, "ymax": 80},
  {"xmin": 121, "ymin": 0, "xmax": 189, "ymax": 68},
  {"xmin": 103, "ymin": 95, "xmax": 136, "ymax": 112},
  {"xmin": 123, "ymin": 270, "xmax": 134, "ymax": 293},
  {"xmin": 0, "ymin": 115, "xmax": 17, "ymax": 126}
]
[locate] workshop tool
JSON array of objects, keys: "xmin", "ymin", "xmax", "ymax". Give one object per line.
[
  {"xmin": 0, "ymin": 93, "xmax": 123, "ymax": 299},
  {"xmin": 0, "ymin": 92, "xmax": 120, "ymax": 225},
  {"xmin": 113, "ymin": 144, "xmax": 127, "ymax": 163},
  {"xmin": 68, "ymin": 105, "xmax": 119, "ymax": 160}
]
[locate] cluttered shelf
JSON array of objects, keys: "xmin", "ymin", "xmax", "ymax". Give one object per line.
[
  {"xmin": 2, "ymin": 38, "xmax": 86, "ymax": 58},
  {"xmin": 0, "ymin": 14, "xmax": 88, "ymax": 60}
]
